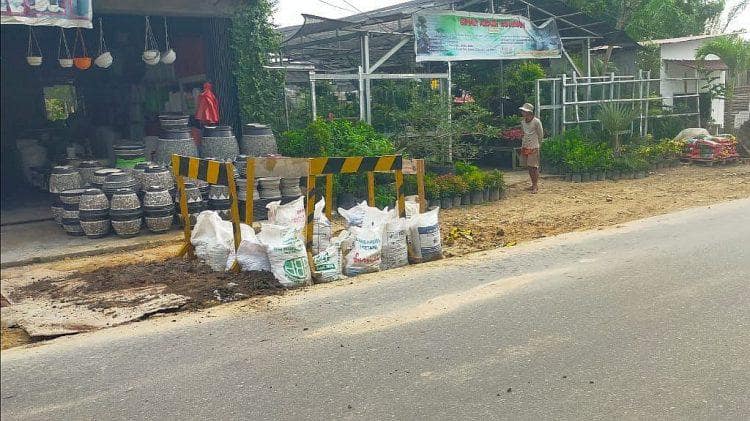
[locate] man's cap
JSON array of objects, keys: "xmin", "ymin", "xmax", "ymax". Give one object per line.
[{"xmin": 519, "ymin": 103, "xmax": 534, "ymax": 113}]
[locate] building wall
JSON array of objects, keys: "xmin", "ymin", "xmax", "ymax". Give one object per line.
[{"xmin": 659, "ymin": 40, "xmax": 727, "ymax": 128}]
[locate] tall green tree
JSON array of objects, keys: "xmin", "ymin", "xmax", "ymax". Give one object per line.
[
  {"xmin": 230, "ymin": 0, "xmax": 284, "ymax": 128},
  {"xmin": 566, "ymin": 0, "xmax": 724, "ymax": 63}
]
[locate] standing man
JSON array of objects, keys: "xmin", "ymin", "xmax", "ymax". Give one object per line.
[{"xmin": 519, "ymin": 103, "xmax": 543, "ymax": 193}]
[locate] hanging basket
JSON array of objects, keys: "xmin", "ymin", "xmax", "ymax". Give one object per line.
[
  {"xmin": 142, "ymin": 16, "xmax": 161, "ymax": 65},
  {"xmin": 160, "ymin": 16, "xmax": 176, "ymax": 64},
  {"xmin": 73, "ymin": 27, "xmax": 92, "ymax": 70},
  {"xmin": 26, "ymin": 27, "xmax": 43, "ymax": 66},
  {"xmin": 94, "ymin": 17, "xmax": 113, "ymax": 68},
  {"xmin": 58, "ymin": 28, "xmax": 73, "ymax": 68}
]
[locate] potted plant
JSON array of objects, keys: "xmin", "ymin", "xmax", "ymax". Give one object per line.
[
  {"xmin": 465, "ymin": 172, "xmax": 485, "ymax": 204},
  {"xmin": 424, "ymin": 174, "xmax": 441, "ymax": 208},
  {"xmin": 436, "ymin": 175, "xmax": 454, "ymax": 210},
  {"xmin": 452, "ymin": 175, "xmax": 468, "ymax": 207},
  {"xmin": 485, "ymin": 170, "xmax": 505, "ymax": 201}
]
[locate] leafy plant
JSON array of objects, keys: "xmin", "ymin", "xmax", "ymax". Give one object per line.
[
  {"xmin": 454, "ymin": 161, "xmax": 480, "ymax": 176},
  {"xmin": 596, "ymin": 103, "xmax": 635, "ymax": 156},
  {"xmin": 484, "ymin": 170, "xmax": 506, "ymax": 191},
  {"xmin": 696, "ymin": 35, "xmax": 750, "ymax": 100},
  {"xmin": 230, "ymin": 1, "xmax": 284, "ymax": 130},
  {"xmin": 464, "ymin": 172, "xmax": 486, "ymax": 192},
  {"xmin": 424, "ymin": 174, "xmax": 441, "ymax": 200}
]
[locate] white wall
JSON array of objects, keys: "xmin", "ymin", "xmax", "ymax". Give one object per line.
[{"xmin": 659, "ymin": 39, "xmax": 727, "ymax": 128}]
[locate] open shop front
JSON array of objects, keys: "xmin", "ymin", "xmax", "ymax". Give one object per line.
[{"xmin": 0, "ymin": 1, "xmax": 240, "ymax": 227}]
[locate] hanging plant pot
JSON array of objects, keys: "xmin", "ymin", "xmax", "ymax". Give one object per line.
[
  {"xmin": 160, "ymin": 17, "xmax": 177, "ymax": 64},
  {"xmin": 26, "ymin": 27, "xmax": 43, "ymax": 66},
  {"xmin": 95, "ymin": 18, "xmax": 114, "ymax": 68},
  {"xmin": 58, "ymin": 28, "xmax": 74, "ymax": 68},
  {"xmin": 73, "ymin": 28, "xmax": 92, "ymax": 70},
  {"xmin": 143, "ymin": 16, "xmax": 161, "ymax": 66}
]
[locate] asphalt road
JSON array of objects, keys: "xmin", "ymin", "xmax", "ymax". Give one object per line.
[{"xmin": 2, "ymin": 199, "xmax": 749, "ymax": 420}]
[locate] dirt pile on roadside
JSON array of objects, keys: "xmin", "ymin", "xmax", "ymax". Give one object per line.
[
  {"xmin": 440, "ymin": 164, "xmax": 750, "ymax": 256},
  {"xmin": 15, "ymin": 258, "xmax": 285, "ymax": 311}
]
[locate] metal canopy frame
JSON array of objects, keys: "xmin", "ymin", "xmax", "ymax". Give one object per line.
[{"xmin": 276, "ymin": 0, "xmax": 638, "ymax": 146}]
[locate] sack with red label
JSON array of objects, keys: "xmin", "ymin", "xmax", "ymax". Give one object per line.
[{"xmin": 344, "ymin": 222, "xmax": 383, "ymax": 276}]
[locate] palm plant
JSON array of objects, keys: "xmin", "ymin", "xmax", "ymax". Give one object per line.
[
  {"xmin": 696, "ymin": 35, "xmax": 750, "ymax": 99},
  {"xmin": 596, "ymin": 103, "xmax": 635, "ymax": 156}
]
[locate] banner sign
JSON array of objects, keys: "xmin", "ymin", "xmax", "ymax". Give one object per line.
[
  {"xmin": 414, "ymin": 11, "xmax": 562, "ymax": 62},
  {"xmin": 2, "ymin": 0, "xmax": 93, "ymax": 28}
]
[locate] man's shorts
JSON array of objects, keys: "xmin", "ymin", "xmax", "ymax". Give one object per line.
[{"xmin": 519, "ymin": 148, "xmax": 540, "ymax": 168}]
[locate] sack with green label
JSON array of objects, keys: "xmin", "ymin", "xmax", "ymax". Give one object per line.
[{"xmin": 258, "ymin": 223, "xmax": 311, "ymax": 287}]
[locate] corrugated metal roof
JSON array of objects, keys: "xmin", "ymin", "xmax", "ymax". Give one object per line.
[{"xmin": 278, "ymin": 0, "xmax": 638, "ymax": 71}]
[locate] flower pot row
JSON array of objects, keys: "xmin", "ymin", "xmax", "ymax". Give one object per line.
[
  {"xmin": 564, "ymin": 159, "xmax": 682, "ymax": 183},
  {"xmin": 428, "ymin": 187, "xmax": 504, "ymax": 210}
]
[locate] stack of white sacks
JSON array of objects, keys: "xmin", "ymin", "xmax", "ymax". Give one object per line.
[{"xmin": 190, "ymin": 195, "xmax": 443, "ymax": 287}]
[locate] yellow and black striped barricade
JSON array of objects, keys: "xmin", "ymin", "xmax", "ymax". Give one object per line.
[
  {"xmin": 305, "ymin": 155, "xmax": 426, "ymax": 255},
  {"xmin": 240, "ymin": 157, "xmax": 312, "ymax": 224},
  {"xmin": 170, "ymin": 155, "xmax": 242, "ymax": 267}
]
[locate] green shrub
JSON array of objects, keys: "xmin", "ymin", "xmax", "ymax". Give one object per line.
[
  {"xmin": 464, "ymin": 172, "xmax": 486, "ymax": 191},
  {"xmin": 485, "ymin": 169, "xmax": 506, "ymax": 191},
  {"xmin": 279, "ymin": 119, "xmax": 394, "ymax": 158},
  {"xmin": 454, "ymin": 161, "xmax": 480, "ymax": 176}
]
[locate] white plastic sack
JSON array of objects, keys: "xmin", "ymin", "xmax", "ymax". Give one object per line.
[
  {"xmin": 344, "ymin": 222, "xmax": 383, "ymax": 276},
  {"xmin": 228, "ymin": 227, "xmax": 271, "ymax": 272},
  {"xmin": 338, "ymin": 201, "xmax": 390, "ymax": 228},
  {"xmin": 258, "ymin": 224, "xmax": 311, "ymax": 287},
  {"xmin": 381, "ymin": 217, "xmax": 409, "ymax": 270},
  {"xmin": 191, "ymin": 211, "xmax": 234, "ymax": 271},
  {"xmin": 674, "ymin": 128, "xmax": 709, "ymax": 142},
  {"xmin": 266, "ymin": 196, "xmax": 306, "ymax": 237},
  {"xmin": 405, "ymin": 200, "xmax": 421, "ymax": 220},
  {"xmin": 407, "ymin": 207, "xmax": 443, "ymax": 264},
  {"xmin": 312, "ymin": 198, "xmax": 332, "ymax": 256},
  {"xmin": 312, "ymin": 243, "xmax": 345, "ymax": 283}
]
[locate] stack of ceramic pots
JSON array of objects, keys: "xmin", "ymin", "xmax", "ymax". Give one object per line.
[
  {"xmin": 60, "ymin": 188, "xmax": 86, "ymax": 236},
  {"xmin": 110, "ymin": 188, "xmax": 142, "ymax": 237},
  {"xmin": 192, "ymin": 178, "xmax": 210, "ymax": 202},
  {"xmin": 50, "ymin": 195, "xmax": 64, "ymax": 226},
  {"xmin": 131, "ymin": 161, "xmax": 155, "ymax": 193},
  {"xmin": 91, "ymin": 168, "xmax": 123, "ymax": 191},
  {"xmin": 156, "ymin": 128, "xmax": 197, "ymax": 166},
  {"xmin": 114, "ymin": 144, "xmax": 146, "ymax": 170},
  {"xmin": 102, "ymin": 172, "xmax": 138, "ymax": 199},
  {"xmin": 208, "ymin": 184, "xmax": 231, "ymax": 220},
  {"xmin": 175, "ymin": 182, "xmax": 206, "ymax": 227},
  {"xmin": 143, "ymin": 186, "xmax": 174, "ymax": 233},
  {"xmin": 258, "ymin": 177, "xmax": 282, "ymax": 200},
  {"xmin": 159, "ymin": 114, "xmax": 189, "ymax": 130},
  {"xmin": 280, "ymin": 177, "xmax": 302, "ymax": 198},
  {"xmin": 78, "ymin": 188, "xmax": 110, "ymax": 238},
  {"xmin": 49, "ymin": 166, "xmax": 82, "ymax": 195},
  {"xmin": 77, "ymin": 160, "xmax": 104, "ymax": 186},
  {"xmin": 234, "ymin": 154, "xmax": 249, "ymax": 178},
  {"xmin": 141, "ymin": 165, "xmax": 175, "ymax": 195},
  {"xmin": 201, "ymin": 126, "xmax": 239, "ymax": 161}
]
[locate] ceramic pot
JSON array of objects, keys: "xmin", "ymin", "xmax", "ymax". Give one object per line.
[
  {"xmin": 470, "ymin": 191, "xmax": 484, "ymax": 204},
  {"xmin": 240, "ymin": 124, "xmax": 277, "ymax": 156},
  {"xmin": 440, "ymin": 197, "xmax": 453, "ymax": 210},
  {"xmin": 49, "ymin": 166, "xmax": 82, "ymax": 194},
  {"xmin": 103, "ymin": 173, "xmax": 138, "ymax": 198},
  {"xmin": 94, "ymin": 51, "xmax": 113, "ymax": 68},
  {"xmin": 258, "ymin": 177, "xmax": 282, "ymax": 199}
]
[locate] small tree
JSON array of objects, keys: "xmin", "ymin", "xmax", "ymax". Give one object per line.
[
  {"xmin": 597, "ymin": 103, "xmax": 635, "ymax": 156},
  {"xmin": 696, "ymin": 35, "xmax": 750, "ymax": 100}
]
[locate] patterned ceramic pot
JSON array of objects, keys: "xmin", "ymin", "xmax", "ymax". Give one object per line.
[
  {"xmin": 77, "ymin": 160, "xmax": 103, "ymax": 186},
  {"xmin": 240, "ymin": 124, "xmax": 277, "ymax": 156},
  {"xmin": 258, "ymin": 177, "xmax": 282, "ymax": 200},
  {"xmin": 49, "ymin": 166, "xmax": 82, "ymax": 194}
]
